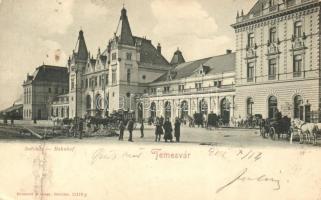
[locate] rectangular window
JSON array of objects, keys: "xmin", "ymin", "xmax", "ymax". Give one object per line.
[
  {"xmin": 294, "ymin": 22, "xmax": 302, "ymax": 38},
  {"xmin": 95, "ymin": 77, "xmax": 98, "ymax": 86},
  {"xmin": 55, "ymin": 88, "xmax": 58, "ymax": 94},
  {"xmin": 86, "ymin": 79, "xmax": 88, "ymax": 88},
  {"xmin": 164, "ymin": 86, "xmax": 170, "ymax": 93},
  {"xmin": 195, "ymin": 82, "xmax": 202, "ymax": 91},
  {"xmin": 112, "ymin": 70, "xmax": 117, "ymax": 84},
  {"xmin": 112, "ymin": 53, "xmax": 117, "ymax": 60},
  {"xmin": 99, "ymin": 75, "xmax": 101, "ymax": 86},
  {"xmin": 247, "ymin": 62, "xmax": 254, "ymax": 82},
  {"xmin": 269, "ymin": 28, "xmax": 276, "ymax": 43},
  {"xmin": 268, "ymin": 59, "xmax": 277, "ymax": 80},
  {"xmin": 106, "ymin": 74, "xmax": 109, "ymax": 86},
  {"xmin": 178, "ymin": 84, "xmax": 185, "ymax": 92},
  {"xmin": 48, "ymin": 88, "xmax": 51, "ymax": 93},
  {"xmin": 126, "ymin": 52, "xmax": 132, "ymax": 60},
  {"xmin": 71, "ymin": 79, "xmax": 75, "ymax": 90},
  {"xmin": 127, "ymin": 69, "xmax": 131, "ymax": 83},
  {"xmin": 293, "ymin": 55, "xmax": 302, "ymax": 77},
  {"xmin": 81, "ymin": 80, "xmax": 84, "ymax": 88},
  {"xmin": 248, "ymin": 33, "xmax": 254, "ymax": 48},
  {"xmin": 218, "ymin": 81, "xmax": 222, "ymax": 88}
]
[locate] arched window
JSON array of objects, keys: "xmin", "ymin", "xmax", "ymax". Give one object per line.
[
  {"xmin": 247, "ymin": 98, "xmax": 254, "ymax": 116},
  {"xmin": 181, "ymin": 101, "xmax": 189, "ymax": 119},
  {"xmin": 221, "ymin": 98, "xmax": 230, "ymax": 124},
  {"xmin": 294, "ymin": 21, "xmax": 302, "ymax": 38},
  {"xmin": 95, "ymin": 94, "xmax": 102, "ymax": 110},
  {"xmin": 150, "ymin": 102, "xmax": 156, "ymax": 119},
  {"xmin": 293, "ymin": 95, "xmax": 303, "ymax": 119},
  {"xmin": 268, "ymin": 96, "xmax": 278, "ymax": 119},
  {"xmin": 164, "ymin": 101, "xmax": 171, "ymax": 120},
  {"xmin": 199, "ymin": 99, "xmax": 208, "ymax": 115},
  {"xmin": 86, "ymin": 95, "xmax": 92, "ymax": 110}
]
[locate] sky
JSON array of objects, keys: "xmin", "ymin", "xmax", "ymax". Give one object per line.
[{"xmin": 0, "ymin": 0, "xmax": 256, "ymax": 110}]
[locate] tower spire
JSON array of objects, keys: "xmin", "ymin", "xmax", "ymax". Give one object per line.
[
  {"xmin": 74, "ymin": 29, "xmax": 89, "ymax": 61},
  {"xmin": 115, "ymin": 7, "xmax": 134, "ymax": 46}
]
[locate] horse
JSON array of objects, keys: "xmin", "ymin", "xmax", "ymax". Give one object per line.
[{"xmin": 292, "ymin": 119, "xmax": 318, "ymax": 144}]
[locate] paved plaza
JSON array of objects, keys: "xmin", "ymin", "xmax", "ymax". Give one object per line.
[{"xmin": 0, "ymin": 121, "xmax": 316, "ymax": 148}]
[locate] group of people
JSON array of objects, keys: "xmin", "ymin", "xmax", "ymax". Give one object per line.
[
  {"xmin": 154, "ymin": 116, "xmax": 181, "ymax": 143},
  {"xmin": 117, "ymin": 116, "xmax": 182, "ymax": 143}
]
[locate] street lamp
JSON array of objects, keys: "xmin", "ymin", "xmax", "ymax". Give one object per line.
[{"xmin": 91, "ymin": 79, "xmax": 95, "ymax": 117}]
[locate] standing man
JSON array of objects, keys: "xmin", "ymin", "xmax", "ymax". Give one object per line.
[
  {"xmin": 78, "ymin": 118, "xmax": 83, "ymax": 139},
  {"xmin": 127, "ymin": 118, "xmax": 134, "ymax": 142},
  {"xmin": 174, "ymin": 118, "xmax": 181, "ymax": 143},
  {"xmin": 155, "ymin": 117, "xmax": 163, "ymax": 142},
  {"xmin": 140, "ymin": 120, "xmax": 144, "ymax": 138},
  {"xmin": 163, "ymin": 118, "xmax": 173, "ymax": 142},
  {"xmin": 118, "ymin": 120, "xmax": 125, "ymax": 140}
]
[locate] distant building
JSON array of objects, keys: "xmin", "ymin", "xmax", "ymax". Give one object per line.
[
  {"xmin": 22, "ymin": 65, "xmax": 69, "ymax": 120},
  {"xmin": 232, "ymin": 0, "xmax": 321, "ymax": 121},
  {"xmin": 0, "ymin": 103, "xmax": 23, "ymax": 120}
]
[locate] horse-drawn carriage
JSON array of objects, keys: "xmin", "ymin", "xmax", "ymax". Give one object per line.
[{"xmin": 260, "ymin": 116, "xmax": 292, "ymax": 140}]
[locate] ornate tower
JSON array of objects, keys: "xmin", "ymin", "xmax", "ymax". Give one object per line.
[
  {"xmin": 108, "ymin": 7, "xmax": 140, "ymax": 113},
  {"xmin": 68, "ymin": 30, "xmax": 89, "ymax": 118}
]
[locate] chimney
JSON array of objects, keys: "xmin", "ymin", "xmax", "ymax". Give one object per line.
[
  {"xmin": 157, "ymin": 43, "xmax": 162, "ymax": 54},
  {"xmin": 226, "ymin": 49, "xmax": 232, "ymax": 54}
]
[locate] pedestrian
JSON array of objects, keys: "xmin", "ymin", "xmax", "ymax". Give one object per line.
[
  {"xmin": 140, "ymin": 120, "xmax": 144, "ymax": 138},
  {"xmin": 155, "ymin": 118, "xmax": 163, "ymax": 142},
  {"xmin": 163, "ymin": 118, "xmax": 173, "ymax": 142},
  {"xmin": 118, "ymin": 120, "xmax": 125, "ymax": 140},
  {"xmin": 127, "ymin": 118, "xmax": 134, "ymax": 142},
  {"xmin": 78, "ymin": 118, "xmax": 83, "ymax": 139},
  {"xmin": 174, "ymin": 118, "xmax": 181, "ymax": 142}
]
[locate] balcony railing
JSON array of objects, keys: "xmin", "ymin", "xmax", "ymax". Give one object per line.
[{"xmin": 147, "ymin": 85, "xmax": 235, "ymax": 96}]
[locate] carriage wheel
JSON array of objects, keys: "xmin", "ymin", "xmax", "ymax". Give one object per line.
[{"xmin": 269, "ymin": 127, "xmax": 276, "ymax": 140}]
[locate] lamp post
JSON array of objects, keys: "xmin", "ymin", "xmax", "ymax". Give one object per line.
[{"xmin": 91, "ymin": 79, "xmax": 95, "ymax": 117}]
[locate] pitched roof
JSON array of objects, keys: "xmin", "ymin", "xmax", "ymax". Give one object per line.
[
  {"xmin": 170, "ymin": 49, "xmax": 186, "ymax": 65},
  {"xmin": 246, "ymin": 0, "xmax": 269, "ymax": 17},
  {"xmin": 1, "ymin": 104, "xmax": 23, "ymax": 113},
  {"xmin": 32, "ymin": 65, "xmax": 69, "ymax": 83},
  {"xmin": 134, "ymin": 36, "xmax": 170, "ymax": 66},
  {"xmin": 74, "ymin": 30, "xmax": 89, "ymax": 61},
  {"xmin": 116, "ymin": 8, "xmax": 134, "ymax": 46},
  {"xmin": 153, "ymin": 53, "xmax": 235, "ymax": 82}
]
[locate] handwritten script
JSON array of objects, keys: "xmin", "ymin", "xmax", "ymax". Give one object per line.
[
  {"xmin": 91, "ymin": 148, "xmax": 144, "ymax": 165},
  {"xmin": 216, "ymin": 168, "xmax": 281, "ymax": 193}
]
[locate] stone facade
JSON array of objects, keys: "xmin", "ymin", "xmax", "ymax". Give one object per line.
[{"xmin": 232, "ymin": 0, "xmax": 321, "ymax": 120}]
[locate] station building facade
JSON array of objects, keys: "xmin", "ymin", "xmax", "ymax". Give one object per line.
[
  {"xmin": 66, "ymin": 7, "xmax": 236, "ymax": 123},
  {"xmin": 232, "ymin": 0, "xmax": 321, "ymax": 121},
  {"xmin": 23, "ymin": 1, "xmax": 321, "ymax": 123}
]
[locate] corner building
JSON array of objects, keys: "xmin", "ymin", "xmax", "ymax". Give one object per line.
[{"xmin": 233, "ymin": 0, "xmax": 321, "ymax": 121}]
